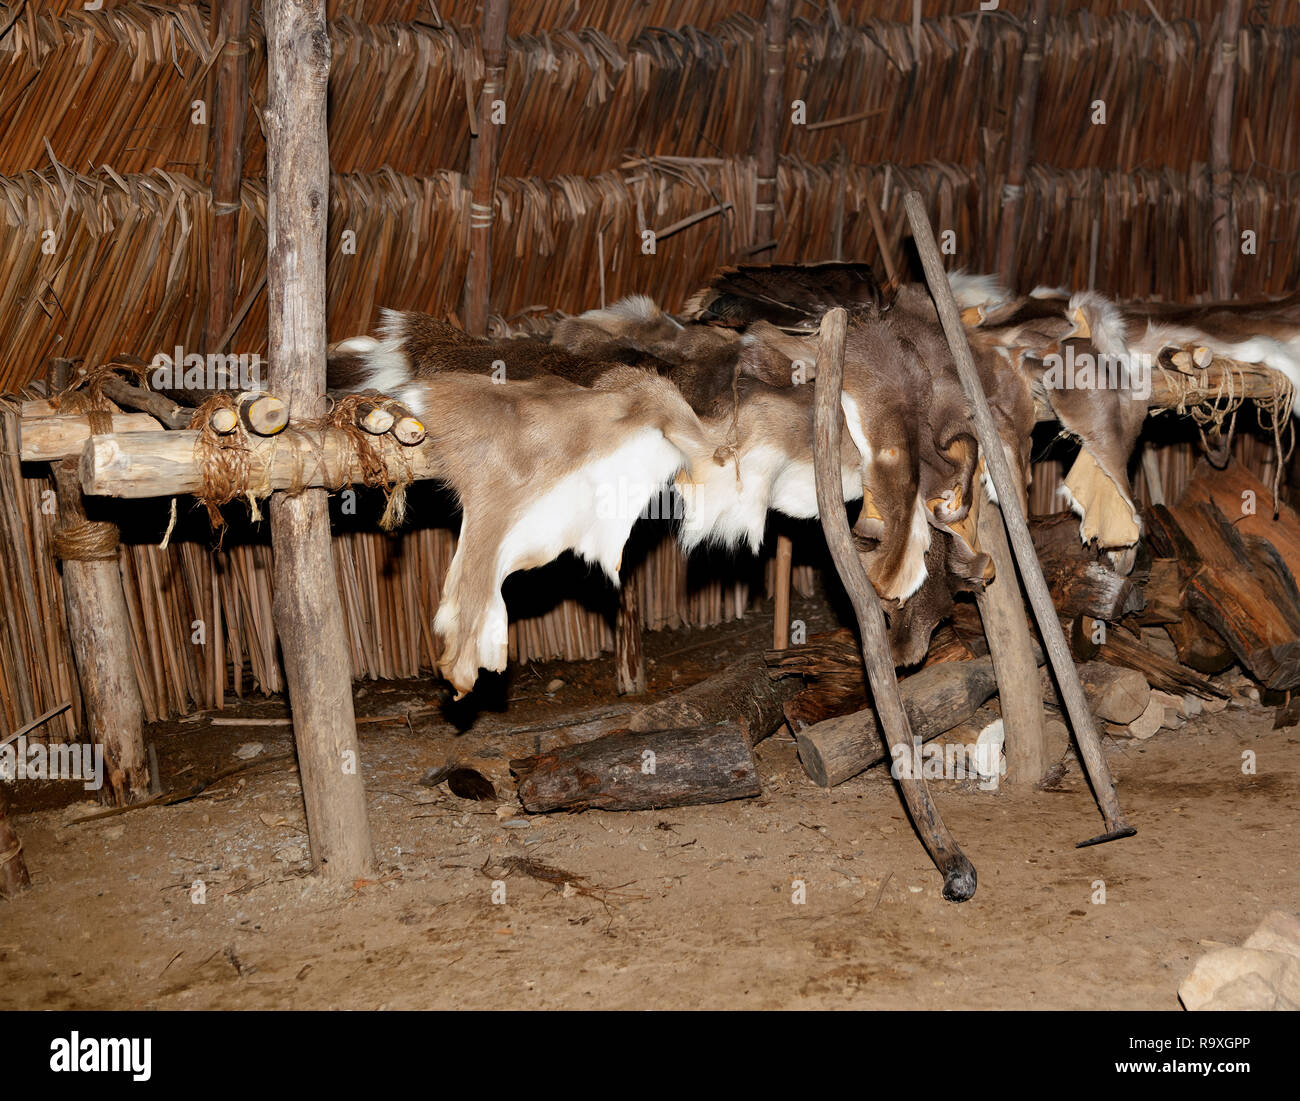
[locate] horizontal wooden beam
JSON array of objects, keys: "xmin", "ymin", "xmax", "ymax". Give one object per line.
[
  {"xmin": 21, "ymin": 414, "xmax": 165, "ymax": 463},
  {"xmin": 78, "ymin": 428, "xmax": 438, "ymax": 499}
]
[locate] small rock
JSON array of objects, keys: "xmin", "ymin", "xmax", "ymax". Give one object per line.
[
  {"xmin": 1182, "ymin": 695, "xmax": 1203, "ymax": 718},
  {"xmin": 103, "ymin": 825, "xmax": 125, "ymax": 841},
  {"xmin": 274, "ymin": 846, "xmax": 306, "ymax": 864},
  {"xmin": 545, "ymin": 678, "xmax": 565, "ymax": 694},
  {"xmin": 1180, "ymin": 911, "xmax": 1300, "ymax": 1010},
  {"xmin": 502, "ymin": 819, "xmax": 531, "ymax": 830},
  {"xmin": 233, "ymin": 742, "xmax": 264, "ymax": 760}
]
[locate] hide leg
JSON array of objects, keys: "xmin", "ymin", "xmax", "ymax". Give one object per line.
[{"xmin": 814, "ymin": 308, "xmax": 977, "ymax": 903}]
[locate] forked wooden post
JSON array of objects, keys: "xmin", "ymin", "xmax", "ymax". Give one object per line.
[
  {"xmin": 460, "ymin": 0, "xmax": 509, "ymax": 336},
  {"xmin": 813, "ymin": 308, "xmax": 977, "ymax": 903},
  {"xmin": 265, "ymin": 0, "xmax": 374, "ymax": 880},
  {"xmin": 903, "ymin": 191, "xmax": 1134, "ymax": 846}
]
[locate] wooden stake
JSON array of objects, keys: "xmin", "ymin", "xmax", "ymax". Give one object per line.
[
  {"xmin": 974, "ymin": 495, "xmax": 1048, "ymax": 783},
  {"xmin": 813, "ymin": 307, "xmax": 977, "ymax": 902},
  {"xmin": 772, "ymin": 532, "xmax": 792, "ymax": 650},
  {"xmin": 615, "ymin": 568, "xmax": 645, "ymax": 696},
  {"xmin": 903, "ymin": 190, "xmax": 1134, "ymax": 847},
  {"xmin": 460, "ymin": 0, "xmax": 509, "ymax": 336},
  {"xmin": 52, "ymin": 459, "xmax": 150, "ymax": 806},
  {"xmin": 266, "ymin": 0, "xmax": 373, "ymax": 881}
]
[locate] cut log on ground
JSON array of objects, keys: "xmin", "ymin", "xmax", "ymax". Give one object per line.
[
  {"xmin": 511, "ymin": 723, "xmax": 761, "ymax": 812},
  {"xmin": 1041, "ymin": 661, "xmax": 1151, "ymax": 725},
  {"xmin": 793, "ymin": 655, "xmax": 1005, "ymax": 788}
]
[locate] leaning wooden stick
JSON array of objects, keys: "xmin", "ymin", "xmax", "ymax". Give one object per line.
[
  {"xmin": 903, "ymin": 190, "xmax": 1135, "ymax": 848},
  {"xmin": 812, "ymin": 307, "xmax": 977, "ymax": 902}
]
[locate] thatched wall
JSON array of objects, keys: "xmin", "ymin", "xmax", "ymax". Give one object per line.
[{"xmin": 1, "ymin": 0, "xmax": 1296, "ymax": 738}]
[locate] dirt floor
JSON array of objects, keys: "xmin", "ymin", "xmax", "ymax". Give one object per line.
[{"xmin": 2, "ymin": 598, "xmax": 1297, "ymax": 1010}]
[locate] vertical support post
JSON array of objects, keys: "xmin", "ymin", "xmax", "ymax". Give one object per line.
[
  {"xmin": 995, "ymin": 0, "xmax": 1048, "ymax": 289},
  {"xmin": 615, "ymin": 569, "xmax": 646, "ymax": 696},
  {"xmin": 974, "ymin": 496, "xmax": 1047, "ymax": 783},
  {"xmin": 1210, "ymin": 0, "xmax": 1243, "ymax": 301},
  {"xmin": 0, "ymin": 780, "xmax": 32, "ymax": 898},
  {"xmin": 266, "ymin": 0, "xmax": 374, "ymax": 880},
  {"xmin": 461, "ymin": 0, "xmax": 510, "ymax": 336},
  {"xmin": 757, "ymin": 0, "xmax": 793, "ymax": 648},
  {"xmin": 753, "ymin": 0, "xmax": 790, "ymax": 259},
  {"xmin": 204, "ymin": 0, "xmax": 253, "ymax": 349},
  {"xmin": 52, "ymin": 458, "xmax": 150, "ymax": 806}
]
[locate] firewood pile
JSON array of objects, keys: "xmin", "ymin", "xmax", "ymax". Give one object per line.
[{"xmin": 504, "ymin": 455, "xmax": 1300, "ymax": 807}]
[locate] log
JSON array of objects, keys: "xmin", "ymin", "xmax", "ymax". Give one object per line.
[
  {"xmin": 904, "ymin": 191, "xmax": 1133, "ymax": 848},
  {"xmin": 615, "ymin": 569, "xmax": 645, "ymax": 696},
  {"xmin": 511, "ymin": 723, "xmax": 761, "ymax": 812},
  {"xmin": 51, "ymin": 459, "xmax": 150, "ymax": 806},
  {"xmin": 354, "ymin": 396, "xmax": 395, "ymax": 435},
  {"xmin": 1137, "ymin": 557, "xmax": 1184, "ymax": 625},
  {"xmin": 1166, "ymin": 610, "xmax": 1235, "ymax": 674},
  {"xmin": 1097, "ymin": 626, "xmax": 1229, "ymax": 699},
  {"xmin": 1177, "ymin": 458, "xmax": 1300, "ymax": 584},
  {"xmin": 1146, "ymin": 499, "xmax": 1300, "ymax": 689},
  {"xmin": 622, "ymin": 654, "xmax": 798, "ymax": 745},
  {"xmin": 77, "ymin": 428, "xmax": 438, "ymax": 499},
  {"xmin": 1031, "ymin": 511, "xmax": 1143, "ymax": 621},
  {"xmin": 237, "ymin": 392, "xmax": 288, "ymax": 436},
  {"xmin": 0, "ymin": 781, "xmax": 31, "ymax": 898},
  {"xmin": 1041, "ymin": 661, "xmax": 1150, "ymax": 725},
  {"xmin": 794, "ymin": 655, "xmax": 1003, "ymax": 788},
  {"xmin": 265, "ymin": 0, "xmax": 373, "ymax": 881},
  {"xmin": 21, "ymin": 414, "xmax": 164, "ymax": 462}
]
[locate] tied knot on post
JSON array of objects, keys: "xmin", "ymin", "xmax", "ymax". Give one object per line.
[
  {"xmin": 53, "ymin": 520, "xmax": 119, "ymax": 561},
  {"xmin": 51, "ymin": 358, "xmax": 149, "ymax": 418},
  {"xmin": 188, "ymin": 392, "xmax": 255, "ymax": 534},
  {"xmin": 322, "ymin": 395, "xmax": 412, "ymax": 531}
]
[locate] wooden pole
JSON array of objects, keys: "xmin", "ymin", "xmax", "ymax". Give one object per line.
[
  {"xmin": 460, "ymin": 0, "xmax": 509, "ymax": 336},
  {"xmin": 995, "ymin": 0, "xmax": 1048, "ymax": 289},
  {"xmin": 203, "ymin": 0, "xmax": 253, "ymax": 350},
  {"xmin": 813, "ymin": 307, "xmax": 977, "ymax": 903},
  {"xmin": 903, "ymin": 190, "xmax": 1134, "ymax": 847},
  {"xmin": 973, "ymin": 495, "xmax": 1047, "ymax": 783},
  {"xmin": 757, "ymin": 0, "xmax": 793, "ymax": 648},
  {"xmin": 265, "ymin": 0, "xmax": 373, "ymax": 880},
  {"xmin": 51, "ymin": 458, "xmax": 150, "ymax": 806},
  {"xmin": 1210, "ymin": 0, "xmax": 1243, "ymax": 302},
  {"xmin": 615, "ymin": 568, "xmax": 645, "ymax": 695},
  {"xmin": 0, "ymin": 781, "xmax": 32, "ymax": 898}
]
